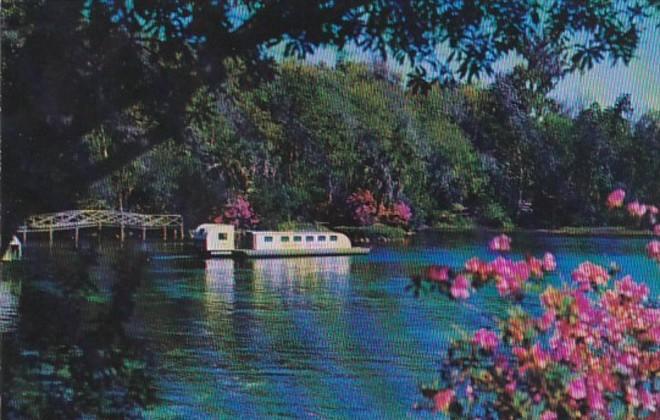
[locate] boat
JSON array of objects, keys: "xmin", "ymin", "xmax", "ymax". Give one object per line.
[{"xmin": 192, "ymin": 223, "xmax": 370, "ymax": 258}]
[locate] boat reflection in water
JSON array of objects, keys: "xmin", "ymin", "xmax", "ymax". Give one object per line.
[{"xmin": 203, "ymin": 256, "xmax": 352, "ymax": 306}]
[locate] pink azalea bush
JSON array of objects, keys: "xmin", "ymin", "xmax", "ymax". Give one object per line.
[
  {"xmin": 213, "ymin": 195, "xmax": 259, "ymax": 228},
  {"xmin": 346, "ymin": 190, "xmax": 378, "ymax": 226},
  {"xmin": 416, "ymin": 194, "xmax": 659, "ymax": 418},
  {"xmin": 422, "ymin": 268, "xmax": 658, "ymax": 418},
  {"xmin": 346, "ymin": 189, "xmax": 412, "ymax": 227}
]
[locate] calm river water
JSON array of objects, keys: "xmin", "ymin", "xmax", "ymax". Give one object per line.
[{"xmin": 2, "ymin": 232, "xmax": 658, "ymax": 418}]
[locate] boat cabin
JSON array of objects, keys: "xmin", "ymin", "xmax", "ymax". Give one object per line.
[
  {"xmin": 193, "ymin": 223, "xmax": 366, "ymax": 257},
  {"xmin": 193, "ymin": 223, "xmax": 235, "ymax": 255},
  {"xmin": 243, "ymin": 231, "xmax": 352, "ymax": 251}
]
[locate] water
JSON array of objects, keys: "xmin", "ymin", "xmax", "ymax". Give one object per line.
[{"xmin": 2, "ymin": 232, "xmax": 658, "ymax": 418}]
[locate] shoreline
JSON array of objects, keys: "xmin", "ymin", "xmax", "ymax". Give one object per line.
[{"xmin": 420, "ymin": 225, "xmax": 655, "ymax": 237}]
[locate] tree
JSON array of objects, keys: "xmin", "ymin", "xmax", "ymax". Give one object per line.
[{"xmin": 3, "ymin": 0, "xmax": 658, "ymax": 248}]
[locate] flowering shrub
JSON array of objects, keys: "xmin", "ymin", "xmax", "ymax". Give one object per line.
[
  {"xmin": 420, "ymin": 263, "xmax": 658, "ymax": 418},
  {"xmin": 409, "ymin": 235, "xmax": 556, "ymax": 301},
  {"xmin": 414, "ymin": 194, "xmax": 659, "ymax": 418},
  {"xmin": 346, "ymin": 190, "xmax": 412, "ymax": 227},
  {"xmin": 382, "ymin": 201, "xmax": 413, "ymax": 227},
  {"xmin": 213, "ymin": 195, "xmax": 259, "ymax": 228},
  {"xmin": 648, "ymin": 240, "xmax": 660, "ymax": 262},
  {"xmin": 605, "ymin": 188, "xmax": 659, "ymax": 264},
  {"xmin": 346, "ymin": 190, "xmax": 378, "ymax": 226},
  {"xmin": 606, "ymin": 189, "xmax": 626, "ymax": 209},
  {"xmin": 489, "ymin": 234, "xmax": 512, "ymax": 252}
]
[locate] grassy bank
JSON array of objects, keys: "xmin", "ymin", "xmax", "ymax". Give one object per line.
[
  {"xmin": 426, "ymin": 225, "xmax": 655, "ymax": 237},
  {"xmin": 333, "ymin": 224, "xmax": 410, "ymax": 242}
]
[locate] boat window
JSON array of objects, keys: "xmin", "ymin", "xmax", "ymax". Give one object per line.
[
  {"xmin": 330, "ymin": 235, "xmax": 338, "ymax": 242},
  {"xmin": 218, "ymin": 233, "xmax": 228, "ymax": 241},
  {"xmin": 305, "ymin": 235, "xmax": 314, "ymax": 242},
  {"xmin": 281, "ymin": 236, "xmax": 290, "ymax": 242},
  {"xmin": 293, "ymin": 236, "xmax": 302, "ymax": 242},
  {"xmin": 318, "ymin": 235, "xmax": 326, "ymax": 242},
  {"xmin": 264, "ymin": 236, "xmax": 273, "ymax": 242}
]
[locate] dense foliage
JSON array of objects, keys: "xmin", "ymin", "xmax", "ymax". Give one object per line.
[
  {"xmin": 74, "ymin": 62, "xmax": 659, "ymax": 230},
  {"xmin": 3, "ymin": 0, "xmax": 659, "ymax": 247}
]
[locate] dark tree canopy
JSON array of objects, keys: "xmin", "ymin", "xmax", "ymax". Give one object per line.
[{"xmin": 2, "ymin": 0, "xmax": 658, "ymax": 247}]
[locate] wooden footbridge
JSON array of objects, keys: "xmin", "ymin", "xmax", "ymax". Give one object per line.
[{"xmin": 17, "ymin": 210, "xmax": 185, "ymax": 245}]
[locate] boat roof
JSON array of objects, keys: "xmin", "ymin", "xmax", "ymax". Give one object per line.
[{"xmin": 245, "ymin": 230, "xmax": 340, "ymax": 235}]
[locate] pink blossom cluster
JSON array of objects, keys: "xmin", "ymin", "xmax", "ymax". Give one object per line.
[
  {"xmin": 606, "ymin": 189, "xmax": 626, "ymax": 209},
  {"xmin": 422, "ymin": 237, "xmax": 557, "ymax": 300},
  {"xmin": 571, "ymin": 261, "xmax": 611, "ymax": 290},
  {"xmin": 463, "ymin": 253, "xmax": 556, "ymax": 298},
  {"xmin": 472, "ymin": 328, "xmax": 499, "ymax": 352},
  {"xmin": 346, "ymin": 190, "xmax": 412, "ymax": 227},
  {"xmin": 488, "ymin": 234, "xmax": 511, "ymax": 252},
  {"xmin": 422, "ymin": 191, "xmax": 659, "ymax": 417},
  {"xmin": 213, "ymin": 195, "xmax": 259, "ymax": 228},
  {"xmin": 606, "ymin": 189, "xmax": 660, "ymax": 263},
  {"xmin": 346, "ymin": 190, "xmax": 378, "ymax": 226},
  {"xmin": 428, "ymin": 273, "xmax": 658, "ymax": 417},
  {"xmin": 648, "ymin": 240, "xmax": 660, "ymax": 262},
  {"xmin": 382, "ymin": 201, "xmax": 413, "ymax": 226}
]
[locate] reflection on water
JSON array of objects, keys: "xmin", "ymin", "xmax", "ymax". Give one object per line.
[
  {"xmin": 1, "ymin": 244, "xmax": 157, "ymax": 419},
  {"xmin": 0, "ymin": 281, "xmax": 18, "ymax": 333},
  {"xmin": 3, "ymin": 234, "xmax": 659, "ymax": 418}
]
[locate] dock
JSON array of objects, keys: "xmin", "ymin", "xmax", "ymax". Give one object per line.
[{"xmin": 18, "ymin": 210, "xmax": 184, "ymax": 246}]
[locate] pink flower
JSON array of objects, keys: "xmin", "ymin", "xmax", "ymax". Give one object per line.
[
  {"xmin": 568, "ymin": 377, "xmax": 587, "ymax": 400},
  {"xmin": 540, "ymin": 411, "xmax": 558, "ymax": 420},
  {"xmin": 654, "ymin": 224, "xmax": 660, "ymax": 236},
  {"xmin": 433, "ymin": 389, "xmax": 454, "ymax": 412},
  {"xmin": 627, "ymin": 201, "xmax": 647, "ymax": 218},
  {"xmin": 615, "ymin": 275, "xmax": 649, "ymax": 302},
  {"xmin": 505, "ymin": 380, "xmax": 517, "ymax": 395},
  {"xmin": 527, "ymin": 257, "xmax": 543, "ymax": 277},
  {"xmin": 648, "ymin": 240, "xmax": 660, "ymax": 262},
  {"xmin": 216, "ymin": 195, "xmax": 259, "ymax": 228},
  {"xmin": 537, "ymin": 309, "xmax": 556, "ymax": 332},
  {"xmin": 427, "ymin": 265, "xmax": 450, "ymax": 283},
  {"xmin": 648, "ymin": 205, "xmax": 659, "ymax": 215},
  {"xmin": 450, "ymin": 275, "xmax": 470, "ymax": 300},
  {"xmin": 489, "ymin": 234, "xmax": 512, "ymax": 252},
  {"xmin": 472, "ymin": 328, "xmax": 499, "ymax": 352},
  {"xmin": 639, "ymin": 389, "xmax": 657, "ymax": 412},
  {"xmin": 587, "ymin": 385, "xmax": 606, "ymax": 412},
  {"xmin": 531, "ymin": 343, "xmax": 551, "ymax": 370},
  {"xmin": 572, "ymin": 262, "xmax": 610, "ymax": 290},
  {"xmin": 542, "ymin": 252, "xmax": 557, "ymax": 272},
  {"xmin": 388, "ymin": 201, "xmax": 413, "ymax": 226},
  {"xmin": 606, "ymin": 189, "xmax": 626, "ymax": 208}
]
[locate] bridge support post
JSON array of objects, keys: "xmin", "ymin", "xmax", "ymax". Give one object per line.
[
  {"xmin": 22, "ymin": 229, "xmax": 27, "ymax": 244},
  {"xmin": 75, "ymin": 227, "xmax": 79, "ymax": 248},
  {"xmin": 180, "ymin": 222, "xmax": 184, "ymax": 241},
  {"xmin": 120, "ymin": 224, "xmax": 125, "ymax": 242},
  {"xmin": 142, "ymin": 226, "xmax": 146, "ymax": 241},
  {"xmin": 162, "ymin": 226, "xmax": 167, "ymax": 241},
  {"xmin": 49, "ymin": 227, "xmax": 53, "ymax": 247},
  {"xmin": 173, "ymin": 229, "xmax": 178, "ymax": 240}
]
